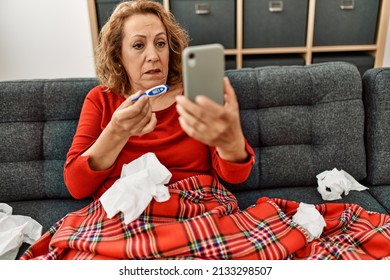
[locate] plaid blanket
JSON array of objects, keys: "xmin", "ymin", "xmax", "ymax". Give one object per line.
[{"xmin": 20, "ymin": 175, "xmax": 390, "ymax": 260}]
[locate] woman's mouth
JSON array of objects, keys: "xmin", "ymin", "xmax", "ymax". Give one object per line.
[{"xmin": 145, "ymin": 69, "xmax": 161, "ymax": 74}]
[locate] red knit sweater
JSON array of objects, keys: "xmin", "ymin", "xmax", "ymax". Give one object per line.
[{"xmin": 64, "ymin": 86, "xmax": 254, "ymax": 199}]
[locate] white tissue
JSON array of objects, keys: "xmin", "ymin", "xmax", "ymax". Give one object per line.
[
  {"xmin": 316, "ymin": 168, "xmax": 368, "ymax": 201},
  {"xmin": 0, "ymin": 203, "xmax": 42, "ymax": 260},
  {"xmin": 292, "ymin": 203, "xmax": 326, "ymax": 242},
  {"xmin": 99, "ymin": 152, "xmax": 172, "ymax": 224}
]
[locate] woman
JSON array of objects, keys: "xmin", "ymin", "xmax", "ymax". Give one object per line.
[
  {"xmin": 63, "ymin": 0, "xmax": 254, "ymax": 201},
  {"xmin": 20, "ymin": 0, "xmax": 308, "ymax": 260}
]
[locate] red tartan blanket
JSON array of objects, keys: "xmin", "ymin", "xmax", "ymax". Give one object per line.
[{"xmin": 20, "ymin": 175, "xmax": 390, "ymax": 260}]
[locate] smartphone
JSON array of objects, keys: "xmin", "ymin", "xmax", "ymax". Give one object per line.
[{"xmin": 182, "ymin": 44, "xmax": 225, "ymax": 105}]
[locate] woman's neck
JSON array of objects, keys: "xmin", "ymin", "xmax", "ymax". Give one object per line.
[{"xmin": 149, "ymin": 83, "xmax": 183, "ymax": 111}]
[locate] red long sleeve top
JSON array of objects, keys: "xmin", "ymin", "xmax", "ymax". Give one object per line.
[{"xmin": 64, "ymin": 86, "xmax": 255, "ymax": 200}]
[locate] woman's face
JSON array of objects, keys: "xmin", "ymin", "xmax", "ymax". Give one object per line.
[{"xmin": 121, "ymin": 13, "xmax": 169, "ymax": 94}]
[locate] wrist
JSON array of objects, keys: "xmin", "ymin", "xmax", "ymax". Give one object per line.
[
  {"xmin": 216, "ymin": 138, "xmax": 249, "ymax": 163},
  {"xmin": 106, "ymin": 120, "xmax": 130, "ymax": 141}
]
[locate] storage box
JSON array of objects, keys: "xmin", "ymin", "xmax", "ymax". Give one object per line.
[
  {"xmin": 96, "ymin": 0, "xmax": 120, "ymax": 31},
  {"xmin": 312, "ymin": 52, "xmax": 375, "ymax": 76},
  {"xmin": 95, "ymin": 0, "xmax": 163, "ymax": 31},
  {"xmin": 169, "ymin": 0, "xmax": 236, "ymax": 49},
  {"xmin": 243, "ymin": 0, "xmax": 308, "ymax": 48},
  {"xmin": 243, "ymin": 54, "xmax": 305, "ymax": 68},
  {"xmin": 225, "ymin": 56, "xmax": 237, "ymax": 70},
  {"xmin": 313, "ymin": 0, "xmax": 380, "ymax": 46}
]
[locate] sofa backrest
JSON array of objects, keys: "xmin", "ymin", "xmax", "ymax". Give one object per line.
[
  {"xmin": 225, "ymin": 62, "xmax": 367, "ymax": 191},
  {"xmin": 363, "ymin": 67, "xmax": 390, "ymax": 185},
  {"xmin": 0, "ymin": 62, "xmax": 369, "ymax": 199},
  {"xmin": 0, "ymin": 78, "xmax": 98, "ymax": 202}
]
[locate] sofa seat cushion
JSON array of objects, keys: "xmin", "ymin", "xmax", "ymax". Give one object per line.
[
  {"xmin": 368, "ymin": 185, "xmax": 390, "ymax": 214},
  {"xmin": 232, "ymin": 186, "xmax": 388, "ymax": 215},
  {"xmin": 8, "ymin": 198, "xmax": 91, "ymax": 259},
  {"xmin": 7, "ymin": 198, "xmax": 92, "ymax": 233}
]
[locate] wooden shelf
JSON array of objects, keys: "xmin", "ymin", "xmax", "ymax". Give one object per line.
[
  {"xmin": 231, "ymin": 0, "xmax": 390, "ymax": 68},
  {"xmin": 88, "ymin": 0, "xmax": 390, "ymax": 69},
  {"xmin": 312, "ymin": 45, "xmax": 378, "ymax": 53},
  {"xmin": 241, "ymin": 47, "xmax": 308, "ymax": 55}
]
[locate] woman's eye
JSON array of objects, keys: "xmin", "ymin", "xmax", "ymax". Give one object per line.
[
  {"xmin": 156, "ymin": 41, "xmax": 166, "ymax": 48},
  {"xmin": 133, "ymin": 43, "xmax": 144, "ymax": 50}
]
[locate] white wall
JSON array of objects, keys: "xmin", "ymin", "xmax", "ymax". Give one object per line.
[
  {"xmin": 0, "ymin": 0, "xmax": 96, "ymax": 81},
  {"xmin": 0, "ymin": 0, "xmax": 389, "ymax": 82}
]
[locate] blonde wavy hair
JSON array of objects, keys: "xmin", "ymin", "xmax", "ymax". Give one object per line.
[{"xmin": 95, "ymin": 0, "xmax": 189, "ymax": 96}]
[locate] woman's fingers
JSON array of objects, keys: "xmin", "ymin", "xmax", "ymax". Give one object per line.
[
  {"xmin": 176, "ymin": 77, "xmax": 248, "ymax": 162},
  {"xmin": 110, "ymin": 95, "xmax": 156, "ymax": 137},
  {"xmin": 140, "ymin": 112, "xmax": 157, "ymax": 135},
  {"xmin": 176, "ymin": 96, "xmax": 230, "ymax": 146}
]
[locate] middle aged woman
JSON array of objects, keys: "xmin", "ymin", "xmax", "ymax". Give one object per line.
[
  {"xmin": 20, "ymin": 0, "xmax": 309, "ymax": 260},
  {"xmin": 61, "ymin": 0, "xmax": 254, "ymax": 201}
]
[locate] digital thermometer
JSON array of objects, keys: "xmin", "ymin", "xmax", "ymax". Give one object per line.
[{"xmin": 131, "ymin": 84, "xmax": 169, "ymax": 101}]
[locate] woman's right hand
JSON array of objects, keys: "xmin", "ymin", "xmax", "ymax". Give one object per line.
[
  {"xmin": 81, "ymin": 92, "xmax": 156, "ymax": 171},
  {"xmin": 107, "ymin": 92, "xmax": 157, "ymax": 140}
]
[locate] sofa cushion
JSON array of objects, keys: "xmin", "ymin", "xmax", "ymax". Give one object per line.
[
  {"xmin": 8, "ymin": 198, "xmax": 92, "ymax": 259},
  {"xmin": 225, "ymin": 62, "xmax": 366, "ymax": 191},
  {"xmin": 8, "ymin": 198, "xmax": 92, "ymax": 232},
  {"xmin": 362, "ymin": 67, "xmax": 390, "ymax": 185},
  {"xmin": 367, "ymin": 185, "xmax": 390, "ymax": 213},
  {"xmin": 0, "ymin": 78, "xmax": 98, "ymax": 202},
  {"xmin": 232, "ymin": 187, "xmax": 388, "ymax": 215}
]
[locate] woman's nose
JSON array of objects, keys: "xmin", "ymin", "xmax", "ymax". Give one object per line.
[{"xmin": 145, "ymin": 45, "xmax": 159, "ymax": 62}]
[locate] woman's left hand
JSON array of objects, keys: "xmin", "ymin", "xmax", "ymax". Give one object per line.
[{"xmin": 176, "ymin": 77, "xmax": 248, "ymax": 163}]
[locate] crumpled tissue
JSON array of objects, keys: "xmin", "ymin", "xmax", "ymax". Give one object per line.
[
  {"xmin": 316, "ymin": 168, "xmax": 368, "ymax": 201},
  {"xmin": 292, "ymin": 203, "xmax": 326, "ymax": 242},
  {"xmin": 0, "ymin": 203, "xmax": 42, "ymax": 260},
  {"xmin": 100, "ymin": 152, "xmax": 172, "ymax": 224}
]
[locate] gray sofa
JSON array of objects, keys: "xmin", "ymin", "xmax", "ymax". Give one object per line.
[{"xmin": 1, "ymin": 62, "xmax": 389, "ymax": 258}]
